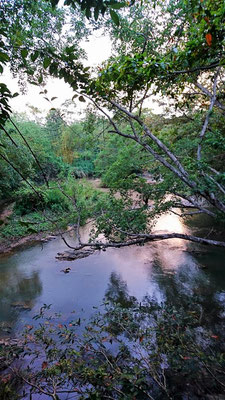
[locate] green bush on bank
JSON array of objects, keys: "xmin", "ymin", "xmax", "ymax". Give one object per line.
[
  {"xmin": 0, "ymin": 179, "xmax": 109, "ymax": 241},
  {"xmin": 14, "ymin": 183, "xmax": 70, "ymax": 216},
  {"xmin": 0, "ymin": 210, "xmax": 69, "ymax": 240}
]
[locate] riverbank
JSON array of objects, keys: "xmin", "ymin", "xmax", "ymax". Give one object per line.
[
  {"xmin": 0, "ymin": 179, "xmax": 105, "ymax": 256},
  {"xmin": 0, "ymin": 201, "xmax": 60, "ymax": 255},
  {"xmin": 0, "ymin": 231, "xmax": 58, "ymax": 256}
]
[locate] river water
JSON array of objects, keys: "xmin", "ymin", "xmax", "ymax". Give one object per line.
[{"xmin": 0, "ymin": 212, "xmax": 225, "ymax": 337}]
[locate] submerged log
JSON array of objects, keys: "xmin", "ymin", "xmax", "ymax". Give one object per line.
[{"xmin": 56, "ymin": 249, "xmax": 95, "ymax": 261}]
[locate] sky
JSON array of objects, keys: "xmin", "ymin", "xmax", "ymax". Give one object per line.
[
  {"xmin": 3, "ymin": 29, "xmax": 163, "ymax": 122},
  {"xmin": 3, "ymin": 32, "xmax": 112, "ymax": 121}
]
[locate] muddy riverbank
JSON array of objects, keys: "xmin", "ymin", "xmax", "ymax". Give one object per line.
[{"xmin": 0, "ymin": 232, "xmax": 58, "ymax": 256}]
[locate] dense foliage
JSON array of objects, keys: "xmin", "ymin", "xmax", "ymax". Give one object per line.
[
  {"xmin": 0, "ymin": 0, "xmax": 224, "ymax": 245},
  {"xmin": 0, "ymin": 109, "xmax": 110, "ymax": 240},
  {"xmin": 0, "ymin": 1, "xmax": 225, "ymax": 398}
]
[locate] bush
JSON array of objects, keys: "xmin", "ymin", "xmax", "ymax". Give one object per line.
[
  {"xmin": 73, "ymin": 159, "xmax": 95, "ymax": 177},
  {"xmin": 44, "ymin": 187, "xmax": 70, "ymax": 212},
  {"xmin": 14, "ymin": 184, "xmax": 70, "ymax": 216},
  {"xmin": 14, "ymin": 185, "xmax": 46, "ymax": 215}
]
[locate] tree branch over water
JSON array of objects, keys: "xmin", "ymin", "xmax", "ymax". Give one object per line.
[{"xmin": 59, "ymin": 229, "xmax": 225, "ymax": 253}]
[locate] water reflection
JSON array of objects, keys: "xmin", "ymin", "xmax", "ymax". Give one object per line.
[
  {"xmin": 104, "ymin": 272, "xmax": 136, "ymax": 308},
  {"xmin": 147, "ymin": 255, "xmax": 225, "ymax": 331},
  {"xmin": 0, "ymin": 261, "xmax": 42, "ymax": 334},
  {"xmin": 0, "ymin": 209, "xmax": 224, "ymax": 341},
  {"xmin": 102, "ymin": 257, "xmax": 225, "ymax": 331}
]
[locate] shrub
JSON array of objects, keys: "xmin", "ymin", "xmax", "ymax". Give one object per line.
[
  {"xmin": 14, "ymin": 184, "xmax": 70, "ymax": 216},
  {"xmin": 14, "ymin": 185, "xmax": 46, "ymax": 215},
  {"xmin": 44, "ymin": 188, "xmax": 70, "ymax": 212}
]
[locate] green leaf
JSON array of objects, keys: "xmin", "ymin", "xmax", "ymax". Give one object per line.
[
  {"xmin": 19, "ymin": 220, "xmax": 29, "ymax": 227},
  {"xmin": 101, "ymin": 5, "xmax": 107, "ymax": 16},
  {"xmin": 50, "ymin": 0, "xmax": 59, "ymax": 7},
  {"xmin": 94, "ymin": 7, "xmax": 100, "ymax": 21},
  {"xmin": 109, "ymin": 2, "xmax": 126, "ymax": 10},
  {"xmin": 21, "ymin": 49, "xmax": 28, "ymax": 59},
  {"xmin": 49, "ymin": 63, "xmax": 58, "ymax": 75},
  {"xmin": 15, "ymin": 38, "xmax": 23, "ymax": 46},
  {"xmin": 110, "ymin": 9, "xmax": 120, "ymax": 26},
  {"xmin": 28, "ymin": 226, "xmax": 38, "ymax": 233},
  {"xmin": 85, "ymin": 8, "xmax": 92, "ymax": 19},
  {"xmin": 43, "ymin": 57, "xmax": 51, "ymax": 69},
  {"xmin": 31, "ymin": 51, "xmax": 39, "ymax": 62},
  {"xmin": 51, "ymin": 96, "xmax": 57, "ymax": 101},
  {"xmin": 0, "ymin": 51, "xmax": 9, "ymax": 62},
  {"xmin": 78, "ymin": 95, "xmax": 86, "ymax": 102},
  {"xmin": 38, "ymin": 74, "xmax": 43, "ymax": 84}
]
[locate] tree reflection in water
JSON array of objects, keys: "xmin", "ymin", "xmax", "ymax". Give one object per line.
[
  {"xmin": 141, "ymin": 251, "xmax": 225, "ymax": 342},
  {"xmin": 0, "ymin": 266, "xmax": 42, "ymax": 335},
  {"xmin": 104, "ymin": 271, "xmax": 136, "ymax": 308},
  {"xmin": 104, "ymin": 260, "xmax": 225, "ymax": 343}
]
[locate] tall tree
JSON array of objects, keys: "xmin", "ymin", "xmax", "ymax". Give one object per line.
[{"xmin": 70, "ymin": 0, "xmax": 225, "ymax": 249}]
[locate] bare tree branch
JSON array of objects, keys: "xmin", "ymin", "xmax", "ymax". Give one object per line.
[
  {"xmin": 197, "ymin": 68, "xmax": 220, "ymax": 161},
  {"xmin": 109, "ymin": 100, "xmax": 225, "ymax": 214},
  {"xmin": 173, "ymin": 192, "xmax": 216, "ymax": 218},
  {"xmin": 82, "ymin": 93, "xmax": 225, "ymax": 214},
  {"xmin": 206, "ymin": 174, "xmax": 225, "ymax": 196},
  {"xmin": 194, "ymin": 81, "xmax": 225, "ymax": 112},
  {"xmin": 109, "ymin": 99, "xmax": 195, "ymax": 183},
  {"xmin": 170, "ymin": 61, "xmax": 220, "ymax": 75},
  {"xmin": 59, "ymin": 231, "xmax": 225, "ymax": 252},
  {"xmin": 0, "ymin": 152, "xmax": 42, "ymax": 197}
]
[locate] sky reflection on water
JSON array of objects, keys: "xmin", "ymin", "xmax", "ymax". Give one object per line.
[{"xmin": 0, "ymin": 211, "xmax": 224, "ymax": 336}]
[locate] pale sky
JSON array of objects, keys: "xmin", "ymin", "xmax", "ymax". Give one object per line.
[
  {"xmin": 3, "ymin": 31, "xmax": 163, "ymax": 121},
  {"xmin": 3, "ymin": 33, "xmax": 112, "ymax": 121}
]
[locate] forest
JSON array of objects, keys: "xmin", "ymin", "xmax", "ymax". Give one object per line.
[{"xmin": 0, "ymin": 0, "xmax": 225, "ymax": 399}]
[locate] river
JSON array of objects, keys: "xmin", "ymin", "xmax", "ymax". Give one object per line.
[{"xmin": 0, "ymin": 211, "xmax": 224, "ymax": 338}]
